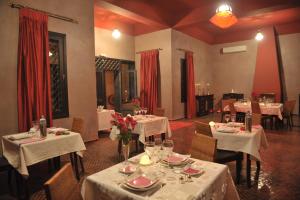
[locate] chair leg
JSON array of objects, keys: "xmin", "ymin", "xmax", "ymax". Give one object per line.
[
  {"xmin": 70, "ymin": 153, "xmax": 74, "ymax": 166},
  {"xmin": 236, "ymin": 159, "xmax": 242, "ymax": 184},
  {"xmin": 79, "ymin": 156, "xmax": 85, "ymax": 173},
  {"xmin": 8, "ymin": 169, "xmax": 13, "ymax": 195},
  {"xmin": 246, "ymin": 154, "xmax": 251, "ymax": 188},
  {"xmin": 73, "ymin": 152, "xmax": 80, "ymax": 181}
]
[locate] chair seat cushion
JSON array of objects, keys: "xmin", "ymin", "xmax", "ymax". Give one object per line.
[
  {"xmin": 215, "ymin": 149, "xmax": 242, "ymax": 163},
  {"xmin": 0, "ymin": 157, "xmax": 11, "ymax": 171}
]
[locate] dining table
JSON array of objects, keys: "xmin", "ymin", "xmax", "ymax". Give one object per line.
[
  {"xmin": 81, "ymin": 153, "xmax": 240, "ymax": 200},
  {"xmin": 115, "ymin": 115, "xmax": 172, "ymax": 157},
  {"xmin": 226, "ymin": 101, "xmax": 283, "ymax": 120},
  {"xmin": 97, "ymin": 109, "xmax": 115, "ymax": 131},
  {"xmin": 211, "ymin": 122, "xmax": 268, "ymax": 187},
  {"xmin": 1, "ymin": 129, "xmax": 86, "ymax": 177}
]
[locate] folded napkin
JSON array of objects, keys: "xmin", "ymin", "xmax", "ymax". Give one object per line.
[
  {"xmin": 8, "ymin": 133, "xmax": 33, "ymax": 141},
  {"xmin": 216, "ymin": 127, "xmax": 238, "ymax": 133}
]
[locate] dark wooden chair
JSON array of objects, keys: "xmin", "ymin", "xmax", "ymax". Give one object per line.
[
  {"xmin": 282, "ymin": 100, "xmax": 296, "ymax": 129},
  {"xmin": 70, "ymin": 118, "xmax": 85, "ymax": 178},
  {"xmin": 0, "ymin": 156, "xmax": 13, "ymax": 195},
  {"xmin": 251, "ymin": 101, "xmax": 273, "ymax": 128},
  {"xmin": 44, "ymin": 163, "xmax": 81, "ymax": 200},
  {"xmin": 192, "ymin": 123, "xmax": 243, "ymax": 184}
]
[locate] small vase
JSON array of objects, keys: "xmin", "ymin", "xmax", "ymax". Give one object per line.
[{"xmin": 122, "ymin": 141, "xmax": 130, "ymax": 164}]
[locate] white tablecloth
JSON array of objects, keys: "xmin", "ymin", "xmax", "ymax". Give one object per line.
[
  {"xmin": 226, "ymin": 102, "xmax": 283, "ymax": 120},
  {"xmin": 81, "ymin": 154, "xmax": 239, "ymax": 200},
  {"xmin": 212, "ymin": 123, "xmax": 268, "ymax": 161},
  {"xmin": 2, "ymin": 131, "xmax": 86, "ymax": 176},
  {"xmin": 98, "ymin": 109, "xmax": 115, "ymax": 131},
  {"xmin": 133, "ymin": 115, "xmax": 172, "ymax": 144}
]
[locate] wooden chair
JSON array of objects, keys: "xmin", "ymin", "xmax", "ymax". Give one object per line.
[
  {"xmin": 251, "ymin": 101, "xmax": 272, "ymax": 128},
  {"xmin": 193, "ymin": 121, "xmax": 213, "ymax": 137},
  {"xmin": 0, "ymin": 156, "xmax": 13, "ymax": 195},
  {"xmin": 192, "ymin": 126, "xmax": 243, "ymax": 184},
  {"xmin": 252, "ymin": 113, "xmax": 262, "ymax": 126},
  {"xmin": 70, "ymin": 118, "xmax": 85, "ymax": 177},
  {"xmin": 189, "ymin": 132, "xmax": 217, "ymax": 162},
  {"xmin": 44, "ymin": 163, "xmax": 81, "ymax": 200},
  {"xmin": 282, "ymin": 100, "xmax": 296, "ymax": 129},
  {"xmin": 221, "ymin": 99, "xmax": 236, "ymax": 122},
  {"xmin": 153, "ymin": 108, "xmax": 165, "ymax": 116}
]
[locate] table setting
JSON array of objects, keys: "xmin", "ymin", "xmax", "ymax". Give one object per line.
[{"xmin": 81, "ymin": 138, "xmax": 238, "ymax": 200}]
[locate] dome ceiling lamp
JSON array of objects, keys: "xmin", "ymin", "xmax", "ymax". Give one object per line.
[{"xmin": 209, "ymin": 3, "xmax": 238, "ymax": 29}]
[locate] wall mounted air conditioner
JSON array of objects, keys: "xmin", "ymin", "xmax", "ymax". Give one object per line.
[{"xmin": 221, "ymin": 45, "xmax": 247, "ymax": 54}]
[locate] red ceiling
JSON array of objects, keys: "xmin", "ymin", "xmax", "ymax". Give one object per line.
[{"xmin": 94, "ymin": 0, "xmax": 300, "ymax": 44}]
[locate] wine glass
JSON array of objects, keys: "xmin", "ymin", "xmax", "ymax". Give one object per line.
[
  {"xmin": 224, "ymin": 114, "xmax": 230, "ymax": 123},
  {"xmin": 154, "ymin": 138, "xmax": 163, "ymax": 162},
  {"xmin": 231, "ymin": 114, "xmax": 236, "ymax": 123},
  {"xmin": 144, "ymin": 141, "xmax": 155, "ymax": 159},
  {"xmin": 162, "ymin": 139, "xmax": 174, "ymax": 167}
]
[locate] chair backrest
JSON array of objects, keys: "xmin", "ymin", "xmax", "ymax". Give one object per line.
[
  {"xmin": 44, "ymin": 163, "xmax": 77, "ymax": 200},
  {"xmin": 221, "ymin": 99, "xmax": 235, "ymax": 112},
  {"xmin": 251, "ymin": 101, "xmax": 261, "ymax": 114},
  {"xmin": 252, "ymin": 113, "xmax": 262, "ymax": 126},
  {"xmin": 189, "ymin": 133, "xmax": 217, "ymax": 162},
  {"xmin": 283, "ymin": 100, "xmax": 296, "ymax": 115},
  {"xmin": 153, "ymin": 108, "xmax": 165, "ymax": 116},
  {"xmin": 193, "ymin": 121, "xmax": 213, "ymax": 137},
  {"xmin": 71, "ymin": 118, "xmax": 84, "ymax": 135}
]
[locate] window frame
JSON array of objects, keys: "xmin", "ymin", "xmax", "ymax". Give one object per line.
[{"xmin": 49, "ymin": 31, "xmax": 69, "ymax": 119}]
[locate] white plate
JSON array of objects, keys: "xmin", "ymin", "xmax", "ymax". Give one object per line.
[
  {"xmin": 126, "ymin": 175, "xmax": 159, "ymax": 189},
  {"xmin": 119, "ymin": 165, "xmax": 137, "ymax": 174}
]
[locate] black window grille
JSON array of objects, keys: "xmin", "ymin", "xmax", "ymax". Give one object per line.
[{"xmin": 49, "ymin": 32, "xmax": 69, "ymax": 119}]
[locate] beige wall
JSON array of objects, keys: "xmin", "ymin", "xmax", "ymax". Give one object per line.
[
  {"xmin": 95, "ymin": 27, "xmax": 135, "ymax": 60},
  {"xmin": 210, "ymin": 40, "xmax": 258, "ymax": 105},
  {"xmin": 171, "ymin": 30, "xmax": 212, "ymax": 119},
  {"xmin": 0, "ymin": 0, "xmax": 98, "ymax": 145},
  {"xmin": 279, "ymin": 33, "xmax": 300, "ymax": 114},
  {"xmin": 135, "ymin": 29, "xmax": 173, "ymax": 118}
]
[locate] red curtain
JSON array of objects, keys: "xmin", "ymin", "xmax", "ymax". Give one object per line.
[
  {"xmin": 186, "ymin": 52, "xmax": 196, "ymax": 119},
  {"xmin": 17, "ymin": 8, "xmax": 53, "ymax": 132},
  {"xmin": 140, "ymin": 50, "xmax": 159, "ymax": 114}
]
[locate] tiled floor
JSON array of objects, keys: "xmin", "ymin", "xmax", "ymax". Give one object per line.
[{"xmin": 1, "ymin": 114, "xmax": 300, "ymax": 200}]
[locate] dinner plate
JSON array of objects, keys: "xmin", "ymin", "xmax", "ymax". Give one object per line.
[
  {"xmin": 119, "ymin": 165, "xmax": 137, "ymax": 174},
  {"xmin": 182, "ymin": 167, "xmax": 204, "ymax": 176},
  {"xmin": 126, "ymin": 175, "xmax": 158, "ymax": 189},
  {"xmin": 122, "ymin": 180, "xmax": 160, "ymax": 191},
  {"xmin": 162, "ymin": 154, "xmax": 190, "ymax": 165}
]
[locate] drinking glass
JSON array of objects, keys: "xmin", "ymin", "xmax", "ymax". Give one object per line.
[
  {"xmin": 144, "ymin": 141, "xmax": 155, "ymax": 159},
  {"xmin": 224, "ymin": 114, "xmax": 230, "ymax": 123},
  {"xmin": 231, "ymin": 114, "xmax": 236, "ymax": 123},
  {"xmin": 162, "ymin": 139, "xmax": 174, "ymax": 167},
  {"xmin": 154, "ymin": 138, "xmax": 163, "ymax": 162}
]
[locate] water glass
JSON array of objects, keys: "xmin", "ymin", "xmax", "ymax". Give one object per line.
[
  {"xmin": 162, "ymin": 139, "xmax": 174, "ymax": 167},
  {"xmin": 231, "ymin": 114, "xmax": 236, "ymax": 123},
  {"xmin": 144, "ymin": 141, "xmax": 155, "ymax": 159},
  {"xmin": 224, "ymin": 114, "xmax": 230, "ymax": 123}
]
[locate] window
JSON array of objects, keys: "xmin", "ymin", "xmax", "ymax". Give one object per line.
[
  {"xmin": 49, "ymin": 32, "xmax": 69, "ymax": 119},
  {"xmin": 181, "ymin": 58, "xmax": 187, "ymax": 102}
]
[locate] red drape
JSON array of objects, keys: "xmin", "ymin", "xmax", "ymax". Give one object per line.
[
  {"xmin": 140, "ymin": 50, "xmax": 159, "ymax": 114},
  {"xmin": 186, "ymin": 52, "xmax": 196, "ymax": 119},
  {"xmin": 17, "ymin": 8, "xmax": 53, "ymax": 132}
]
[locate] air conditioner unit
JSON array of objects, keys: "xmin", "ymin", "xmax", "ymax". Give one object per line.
[{"xmin": 221, "ymin": 45, "xmax": 247, "ymax": 54}]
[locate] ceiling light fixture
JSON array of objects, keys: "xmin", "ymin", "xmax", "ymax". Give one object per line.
[
  {"xmin": 209, "ymin": 3, "xmax": 238, "ymax": 29},
  {"xmin": 112, "ymin": 29, "xmax": 121, "ymax": 39},
  {"xmin": 255, "ymin": 31, "xmax": 264, "ymax": 41}
]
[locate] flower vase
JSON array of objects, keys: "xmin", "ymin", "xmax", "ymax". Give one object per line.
[{"xmin": 122, "ymin": 141, "xmax": 130, "ymax": 164}]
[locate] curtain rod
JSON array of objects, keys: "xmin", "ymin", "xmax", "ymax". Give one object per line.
[
  {"xmin": 176, "ymin": 48, "xmax": 193, "ymax": 53},
  {"xmin": 9, "ymin": 2, "xmax": 79, "ymax": 24},
  {"xmin": 136, "ymin": 48, "xmax": 163, "ymax": 54}
]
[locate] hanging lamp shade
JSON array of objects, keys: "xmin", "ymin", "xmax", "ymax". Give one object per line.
[{"xmin": 210, "ymin": 4, "xmax": 238, "ymax": 29}]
